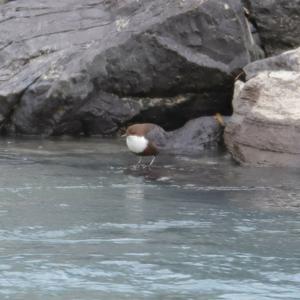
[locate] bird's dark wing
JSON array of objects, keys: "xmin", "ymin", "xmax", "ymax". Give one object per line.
[{"xmin": 145, "ymin": 125, "xmax": 168, "ymax": 151}]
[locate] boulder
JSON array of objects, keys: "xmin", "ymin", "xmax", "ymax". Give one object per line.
[
  {"xmin": 165, "ymin": 116, "xmax": 225, "ymax": 154},
  {"xmin": 224, "ymin": 65, "xmax": 300, "ymax": 167},
  {"xmin": 245, "ymin": 0, "xmax": 300, "ymax": 56},
  {"xmin": 0, "ymin": 0, "xmax": 261, "ymax": 136},
  {"xmin": 244, "ymin": 47, "xmax": 300, "ymax": 79}
]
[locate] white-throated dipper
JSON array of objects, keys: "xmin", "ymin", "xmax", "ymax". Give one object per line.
[
  {"xmin": 123, "ymin": 114, "xmax": 226, "ymax": 168},
  {"xmin": 123, "ymin": 123, "xmax": 167, "ymax": 167}
]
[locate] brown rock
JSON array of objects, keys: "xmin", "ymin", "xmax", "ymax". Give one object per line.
[{"xmin": 225, "ymin": 71, "xmax": 300, "ymax": 167}]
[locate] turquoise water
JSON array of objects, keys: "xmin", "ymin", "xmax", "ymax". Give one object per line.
[{"xmin": 0, "ymin": 138, "xmax": 299, "ymax": 300}]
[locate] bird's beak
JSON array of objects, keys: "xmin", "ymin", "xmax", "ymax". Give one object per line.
[{"xmin": 121, "ymin": 133, "xmax": 127, "ymax": 137}]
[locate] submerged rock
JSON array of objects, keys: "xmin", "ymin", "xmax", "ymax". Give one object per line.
[
  {"xmin": 224, "ymin": 49, "xmax": 300, "ymax": 166},
  {"xmin": 0, "ymin": 0, "xmax": 260, "ymax": 136}
]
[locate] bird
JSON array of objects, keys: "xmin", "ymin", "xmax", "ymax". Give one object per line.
[
  {"xmin": 123, "ymin": 114, "xmax": 226, "ymax": 168},
  {"xmin": 123, "ymin": 123, "xmax": 168, "ymax": 168}
]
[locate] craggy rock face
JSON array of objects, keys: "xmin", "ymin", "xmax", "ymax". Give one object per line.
[
  {"xmin": 0, "ymin": 0, "xmax": 261, "ymax": 136},
  {"xmin": 246, "ymin": 0, "xmax": 300, "ymax": 56},
  {"xmin": 225, "ymin": 51, "xmax": 300, "ymax": 167}
]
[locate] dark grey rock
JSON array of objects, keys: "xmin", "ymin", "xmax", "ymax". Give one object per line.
[
  {"xmin": 0, "ymin": 0, "xmax": 261, "ymax": 136},
  {"xmin": 165, "ymin": 116, "xmax": 224, "ymax": 154},
  {"xmin": 247, "ymin": 0, "xmax": 300, "ymax": 56}
]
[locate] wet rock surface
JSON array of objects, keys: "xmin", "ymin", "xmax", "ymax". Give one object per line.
[
  {"xmin": 164, "ymin": 116, "xmax": 225, "ymax": 155},
  {"xmin": 225, "ymin": 49, "xmax": 300, "ymax": 167},
  {"xmin": 0, "ymin": 0, "xmax": 260, "ymax": 136}
]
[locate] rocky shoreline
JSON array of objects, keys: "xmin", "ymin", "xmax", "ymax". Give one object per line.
[{"xmin": 0, "ymin": 0, "xmax": 299, "ymax": 166}]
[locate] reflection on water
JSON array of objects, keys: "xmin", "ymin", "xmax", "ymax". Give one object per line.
[{"xmin": 0, "ymin": 138, "xmax": 299, "ymax": 300}]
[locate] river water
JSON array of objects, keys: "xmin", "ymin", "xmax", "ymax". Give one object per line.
[{"xmin": 0, "ymin": 138, "xmax": 299, "ymax": 300}]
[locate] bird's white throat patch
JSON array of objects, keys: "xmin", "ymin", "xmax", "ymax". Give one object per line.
[{"xmin": 126, "ymin": 135, "xmax": 148, "ymax": 154}]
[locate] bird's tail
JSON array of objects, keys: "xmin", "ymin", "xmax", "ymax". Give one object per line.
[{"xmin": 215, "ymin": 113, "xmax": 225, "ymax": 127}]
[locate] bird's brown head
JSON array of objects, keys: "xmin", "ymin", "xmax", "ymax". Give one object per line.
[{"xmin": 125, "ymin": 123, "xmax": 155, "ymax": 137}]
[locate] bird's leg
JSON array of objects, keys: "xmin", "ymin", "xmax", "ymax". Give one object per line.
[
  {"xmin": 148, "ymin": 156, "xmax": 156, "ymax": 168},
  {"xmin": 135, "ymin": 157, "xmax": 143, "ymax": 169}
]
